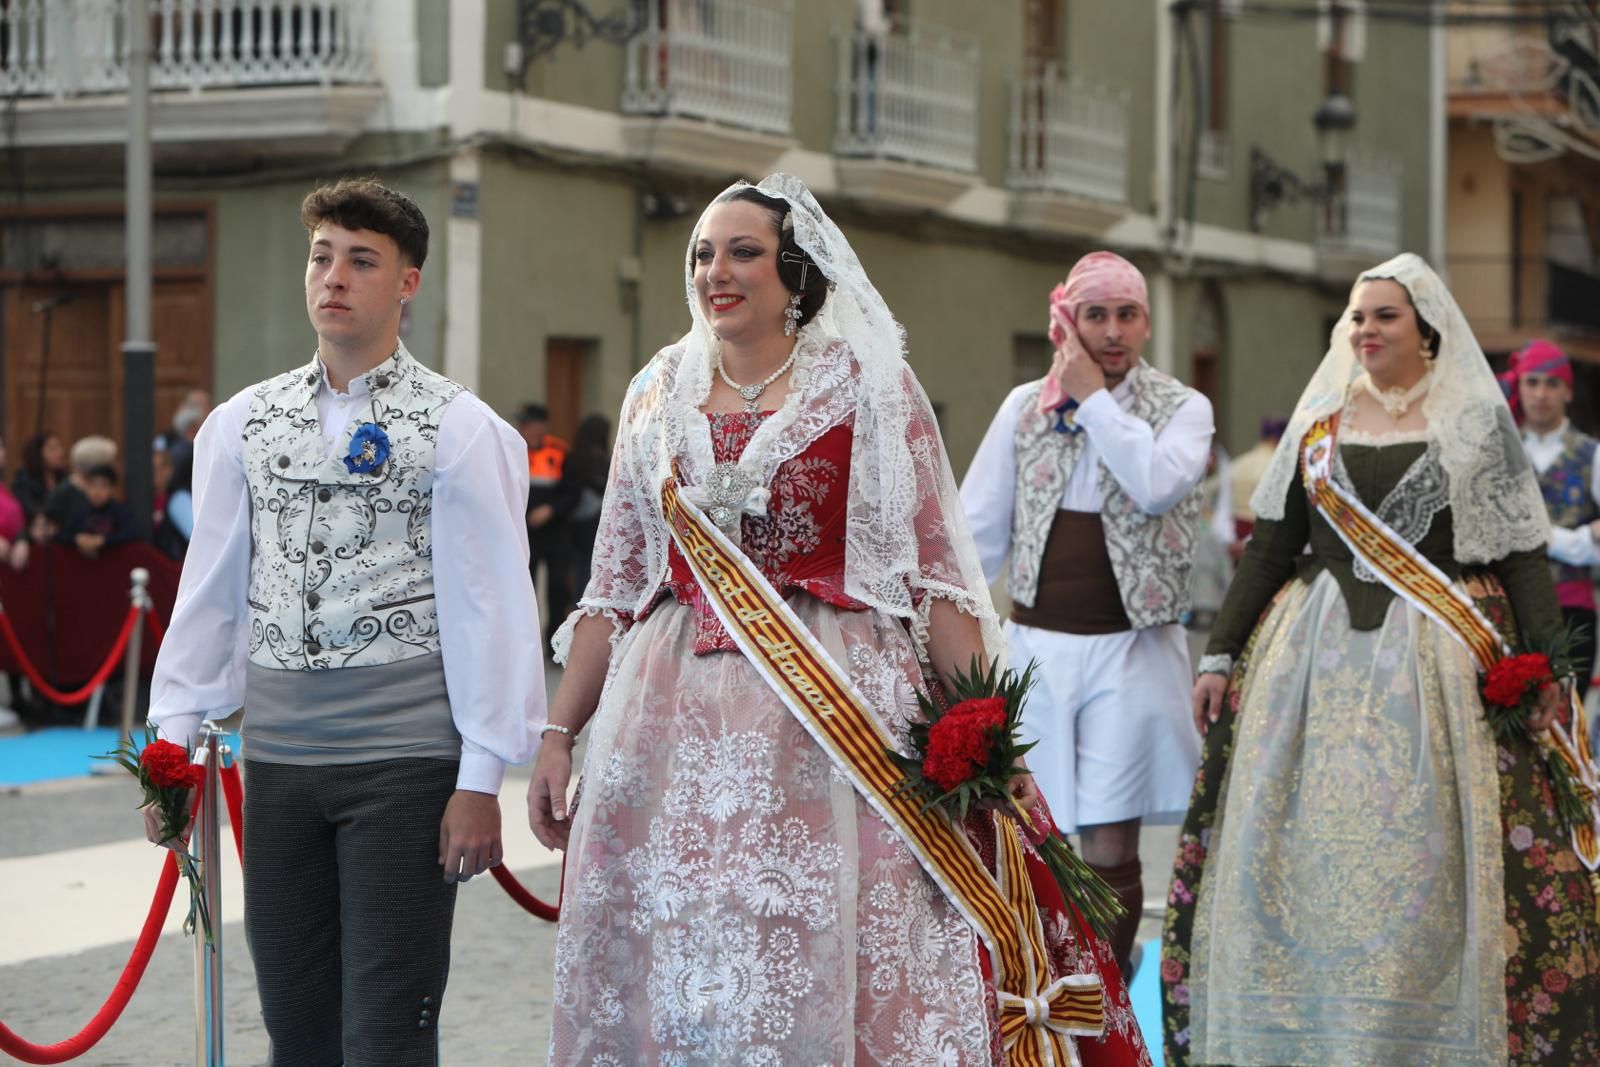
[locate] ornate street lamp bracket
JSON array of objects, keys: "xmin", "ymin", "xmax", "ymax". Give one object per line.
[
  {"xmin": 1247, "ymin": 147, "xmax": 1329, "ymax": 233},
  {"xmin": 511, "ymin": 0, "xmax": 647, "ymax": 83}
]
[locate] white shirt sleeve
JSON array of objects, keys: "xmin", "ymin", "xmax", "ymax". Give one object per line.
[
  {"xmin": 1548, "ymin": 524, "xmax": 1600, "ymax": 567},
  {"xmin": 959, "ymin": 388, "xmax": 1026, "ymax": 585},
  {"xmin": 432, "ymin": 393, "xmax": 546, "ymax": 795},
  {"xmin": 1073, "ymin": 387, "xmax": 1216, "ymax": 515},
  {"xmin": 148, "ymin": 391, "xmax": 256, "ymax": 749}
]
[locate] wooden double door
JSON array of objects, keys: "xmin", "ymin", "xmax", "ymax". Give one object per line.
[{"xmin": 3, "ymin": 278, "xmax": 213, "ymax": 459}]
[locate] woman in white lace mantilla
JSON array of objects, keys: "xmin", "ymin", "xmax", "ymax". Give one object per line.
[
  {"xmin": 1161, "ymin": 253, "xmax": 1600, "ymax": 1066},
  {"xmin": 527, "ymin": 175, "xmax": 1152, "ymax": 1065}
]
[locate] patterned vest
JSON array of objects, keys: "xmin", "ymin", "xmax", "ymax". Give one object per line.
[
  {"xmin": 1537, "ymin": 426, "xmax": 1599, "ymax": 610},
  {"xmin": 242, "ymin": 345, "xmax": 463, "ymax": 670},
  {"xmin": 1009, "ymin": 363, "xmax": 1201, "ymax": 628}
]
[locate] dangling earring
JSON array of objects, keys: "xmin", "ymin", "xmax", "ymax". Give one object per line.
[
  {"xmin": 780, "ymin": 249, "xmax": 809, "ymax": 337},
  {"xmin": 1419, "ymin": 337, "xmax": 1434, "ymax": 361}
]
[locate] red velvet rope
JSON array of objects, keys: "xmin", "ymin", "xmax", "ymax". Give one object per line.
[
  {"xmin": 0, "ymin": 779, "xmax": 209, "ymax": 1063},
  {"xmin": 142, "ymin": 607, "xmax": 165, "ymax": 646},
  {"xmin": 218, "ymin": 763, "xmax": 244, "ymax": 863},
  {"xmin": 490, "ymin": 862, "xmax": 561, "ymax": 922},
  {"xmin": 0, "ymin": 605, "xmax": 138, "ymax": 706}
]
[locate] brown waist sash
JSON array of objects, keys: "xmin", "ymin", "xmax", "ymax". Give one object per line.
[{"xmin": 1011, "ymin": 511, "xmax": 1132, "ymax": 635}]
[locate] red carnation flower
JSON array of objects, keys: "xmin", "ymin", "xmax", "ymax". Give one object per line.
[
  {"xmin": 140, "ymin": 739, "xmax": 196, "ymax": 790},
  {"xmin": 1484, "ymin": 654, "xmax": 1553, "ymax": 708},
  {"xmin": 946, "ymin": 696, "xmax": 1008, "ymax": 723},
  {"xmin": 922, "ymin": 700, "xmax": 1008, "ymax": 792}
]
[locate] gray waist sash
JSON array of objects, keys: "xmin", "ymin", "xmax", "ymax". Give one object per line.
[{"xmin": 243, "ymin": 651, "xmax": 459, "ymax": 765}]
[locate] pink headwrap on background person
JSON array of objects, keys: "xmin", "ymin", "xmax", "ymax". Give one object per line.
[
  {"xmin": 1039, "ymin": 251, "xmax": 1150, "ymax": 413},
  {"xmin": 1497, "ymin": 338, "xmax": 1572, "ymax": 423}
]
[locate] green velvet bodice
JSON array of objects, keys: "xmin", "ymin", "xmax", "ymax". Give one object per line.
[{"xmin": 1207, "ymin": 440, "xmax": 1560, "ymax": 661}]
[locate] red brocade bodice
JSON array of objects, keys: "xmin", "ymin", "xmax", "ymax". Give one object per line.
[{"xmin": 653, "ymin": 410, "xmax": 865, "ymax": 654}]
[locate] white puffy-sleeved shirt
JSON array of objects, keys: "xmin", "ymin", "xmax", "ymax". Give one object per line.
[
  {"xmin": 148, "ymin": 362, "xmax": 546, "ymax": 795},
  {"xmin": 961, "ymin": 372, "xmax": 1216, "ymax": 585}
]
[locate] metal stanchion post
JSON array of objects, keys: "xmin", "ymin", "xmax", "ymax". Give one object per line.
[
  {"xmin": 192, "ymin": 723, "xmax": 226, "ymax": 1066},
  {"xmin": 90, "ymin": 567, "xmax": 150, "ymax": 775},
  {"xmin": 120, "ymin": 567, "xmax": 150, "ymax": 739}
]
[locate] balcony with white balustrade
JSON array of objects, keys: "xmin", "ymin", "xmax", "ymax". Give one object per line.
[
  {"xmin": 1007, "ymin": 66, "xmax": 1131, "ymax": 237},
  {"xmin": 0, "ymin": 0, "xmax": 382, "ymax": 158},
  {"xmin": 833, "ymin": 20, "xmax": 979, "ymax": 210},
  {"xmin": 1315, "ymin": 153, "xmax": 1402, "ymax": 279},
  {"xmin": 619, "ymin": 0, "xmax": 795, "ymax": 175}
]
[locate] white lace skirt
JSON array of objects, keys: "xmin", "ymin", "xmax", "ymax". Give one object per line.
[{"xmin": 547, "ymin": 596, "xmax": 997, "ymax": 1066}]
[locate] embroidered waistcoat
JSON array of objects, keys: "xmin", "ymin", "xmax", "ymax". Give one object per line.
[
  {"xmin": 241, "ymin": 345, "xmax": 462, "ymax": 670},
  {"xmin": 1009, "ymin": 363, "xmax": 1201, "ymax": 628},
  {"xmin": 1538, "ymin": 427, "xmax": 1600, "ymax": 602}
]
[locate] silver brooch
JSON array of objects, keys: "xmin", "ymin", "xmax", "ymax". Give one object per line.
[{"xmin": 705, "ymin": 462, "xmax": 756, "ymax": 528}]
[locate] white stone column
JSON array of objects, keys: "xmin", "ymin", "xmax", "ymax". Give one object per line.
[
  {"xmin": 1428, "ymin": 0, "xmax": 1447, "ymax": 275},
  {"xmin": 1150, "ymin": 269, "xmax": 1177, "ymax": 376},
  {"xmin": 444, "ymin": 149, "xmax": 482, "ymax": 390}
]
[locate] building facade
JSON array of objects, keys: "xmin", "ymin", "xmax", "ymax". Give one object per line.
[
  {"xmin": 0, "ymin": 0, "xmax": 1441, "ymax": 468},
  {"xmin": 1444, "ymin": 0, "xmax": 1600, "ymax": 398}
]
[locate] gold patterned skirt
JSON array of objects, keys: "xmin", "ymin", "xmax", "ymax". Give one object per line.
[{"xmin": 1186, "ymin": 571, "xmax": 1508, "ymax": 1066}]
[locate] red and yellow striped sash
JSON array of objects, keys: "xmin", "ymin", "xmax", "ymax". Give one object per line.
[
  {"xmin": 661, "ymin": 476, "xmax": 1103, "ymax": 1065},
  {"xmin": 1301, "ymin": 416, "xmax": 1505, "ymax": 670}
]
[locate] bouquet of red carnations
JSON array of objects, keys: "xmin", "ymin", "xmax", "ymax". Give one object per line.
[
  {"xmin": 889, "ymin": 656, "xmax": 1125, "ymax": 942},
  {"xmin": 1481, "ymin": 642, "xmax": 1593, "ymax": 836},
  {"xmin": 100, "ymin": 727, "xmax": 212, "ymax": 943}
]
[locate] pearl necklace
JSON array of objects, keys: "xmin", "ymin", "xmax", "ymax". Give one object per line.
[
  {"xmin": 717, "ymin": 346, "xmax": 798, "ymax": 413},
  {"xmin": 1360, "ymin": 370, "xmax": 1432, "ymax": 420}
]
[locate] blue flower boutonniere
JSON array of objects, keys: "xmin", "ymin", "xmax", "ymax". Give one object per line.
[{"xmin": 344, "ymin": 423, "xmax": 390, "ymax": 475}]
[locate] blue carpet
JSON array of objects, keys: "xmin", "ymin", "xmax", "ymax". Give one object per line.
[
  {"xmin": 1130, "ymin": 937, "xmax": 1164, "ymax": 1065},
  {"xmin": 0, "ymin": 727, "xmax": 240, "ymax": 787}
]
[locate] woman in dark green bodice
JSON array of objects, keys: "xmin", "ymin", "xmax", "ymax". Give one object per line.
[{"xmin": 1161, "ymin": 254, "xmax": 1600, "ymax": 1067}]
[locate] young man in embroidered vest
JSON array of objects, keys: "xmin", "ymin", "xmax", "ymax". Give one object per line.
[
  {"xmin": 144, "ymin": 179, "xmax": 545, "ymax": 1066},
  {"xmin": 961, "ymin": 251, "xmax": 1213, "ymax": 980},
  {"xmin": 1511, "ymin": 339, "xmax": 1600, "ymax": 706}
]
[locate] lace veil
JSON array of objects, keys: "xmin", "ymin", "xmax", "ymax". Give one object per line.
[
  {"xmin": 556, "ymin": 174, "xmax": 1003, "ymax": 664},
  {"xmin": 1250, "ymin": 252, "xmax": 1547, "ymax": 564}
]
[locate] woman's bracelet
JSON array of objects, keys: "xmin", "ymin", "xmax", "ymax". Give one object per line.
[{"xmin": 540, "ymin": 723, "xmax": 575, "ymax": 740}]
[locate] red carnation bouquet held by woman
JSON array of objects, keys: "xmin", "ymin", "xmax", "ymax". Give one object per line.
[
  {"xmin": 890, "ymin": 656, "xmax": 1125, "ymax": 942},
  {"xmin": 100, "ymin": 727, "xmax": 212, "ymax": 943},
  {"xmin": 1481, "ymin": 640, "xmax": 1597, "ymax": 840}
]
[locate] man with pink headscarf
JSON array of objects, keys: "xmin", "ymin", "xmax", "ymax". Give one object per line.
[
  {"xmin": 960, "ymin": 251, "xmax": 1213, "ymax": 980},
  {"xmin": 1508, "ymin": 339, "xmax": 1600, "ymax": 703}
]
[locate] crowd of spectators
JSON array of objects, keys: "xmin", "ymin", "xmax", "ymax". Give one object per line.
[{"xmin": 0, "ymin": 391, "xmax": 211, "ymax": 730}]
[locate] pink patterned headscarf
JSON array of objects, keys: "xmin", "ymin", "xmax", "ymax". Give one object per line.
[
  {"xmin": 1497, "ymin": 338, "xmax": 1571, "ymax": 422},
  {"xmin": 1039, "ymin": 251, "xmax": 1149, "ymax": 412}
]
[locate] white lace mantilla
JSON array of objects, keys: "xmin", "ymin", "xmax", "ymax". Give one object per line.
[
  {"xmin": 1252, "ymin": 253, "xmax": 1548, "ymax": 565},
  {"xmin": 556, "ymin": 174, "xmax": 1002, "ymax": 667}
]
